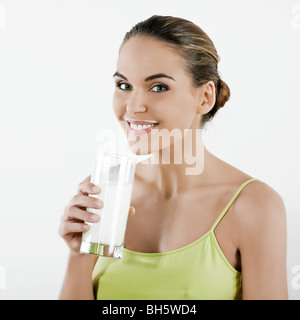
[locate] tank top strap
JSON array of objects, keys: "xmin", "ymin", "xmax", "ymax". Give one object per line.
[{"xmin": 210, "ymin": 178, "xmax": 259, "ymax": 232}]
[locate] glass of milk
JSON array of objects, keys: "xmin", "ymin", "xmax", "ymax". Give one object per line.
[{"xmin": 80, "ymin": 152, "xmax": 136, "ymax": 259}]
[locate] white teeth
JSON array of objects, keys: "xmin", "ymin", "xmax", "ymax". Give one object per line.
[{"xmin": 129, "ymin": 122, "xmax": 158, "ymax": 130}]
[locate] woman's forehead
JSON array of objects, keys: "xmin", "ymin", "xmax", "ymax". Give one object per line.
[{"xmin": 117, "ymin": 37, "xmax": 185, "ymax": 80}]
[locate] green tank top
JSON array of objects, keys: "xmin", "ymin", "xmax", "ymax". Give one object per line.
[{"xmin": 92, "ymin": 178, "xmax": 258, "ymax": 300}]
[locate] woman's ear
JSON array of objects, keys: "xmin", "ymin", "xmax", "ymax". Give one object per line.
[{"xmin": 195, "ymin": 81, "xmax": 216, "ymax": 115}]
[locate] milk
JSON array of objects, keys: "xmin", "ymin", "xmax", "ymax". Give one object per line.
[{"xmin": 82, "ymin": 182, "xmax": 133, "ymax": 247}]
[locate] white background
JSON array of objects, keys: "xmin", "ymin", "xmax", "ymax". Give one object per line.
[{"xmin": 0, "ymin": 0, "xmax": 299, "ymax": 299}]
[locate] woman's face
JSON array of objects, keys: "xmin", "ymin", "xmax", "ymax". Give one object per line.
[{"xmin": 113, "ymin": 36, "xmax": 202, "ymax": 155}]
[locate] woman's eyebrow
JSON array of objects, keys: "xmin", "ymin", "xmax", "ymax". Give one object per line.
[
  {"xmin": 113, "ymin": 72, "xmax": 175, "ymax": 82},
  {"xmin": 145, "ymin": 73, "xmax": 175, "ymax": 82},
  {"xmin": 113, "ymin": 72, "xmax": 127, "ymax": 80}
]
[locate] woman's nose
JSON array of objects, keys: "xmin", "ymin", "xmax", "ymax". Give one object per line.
[{"xmin": 126, "ymin": 90, "xmax": 148, "ymax": 114}]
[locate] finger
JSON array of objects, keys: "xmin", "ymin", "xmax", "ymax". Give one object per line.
[
  {"xmin": 59, "ymin": 221, "xmax": 89, "ymax": 237},
  {"xmin": 78, "ymin": 180, "xmax": 101, "ymax": 196},
  {"xmin": 128, "ymin": 206, "xmax": 136, "ymax": 217},
  {"xmin": 78, "ymin": 183, "xmax": 100, "ymax": 195},
  {"xmin": 65, "ymin": 206, "xmax": 100, "ymax": 223},
  {"xmin": 76, "ymin": 175, "xmax": 90, "ymax": 194},
  {"xmin": 69, "ymin": 194, "xmax": 103, "ymax": 210}
]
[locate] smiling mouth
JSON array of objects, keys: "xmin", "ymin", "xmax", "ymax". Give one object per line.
[{"xmin": 125, "ymin": 120, "xmax": 159, "ymax": 134}]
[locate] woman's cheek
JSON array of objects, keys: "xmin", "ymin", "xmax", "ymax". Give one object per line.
[{"xmin": 112, "ymin": 92, "xmax": 125, "ymax": 118}]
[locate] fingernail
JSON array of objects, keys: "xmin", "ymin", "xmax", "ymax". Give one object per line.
[
  {"xmin": 95, "ymin": 200, "xmax": 103, "ymax": 207},
  {"xmin": 91, "ymin": 214, "xmax": 99, "ymax": 222},
  {"xmin": 92, "ymin": 186, "xmax": 100, "ymax": 193},
  {"xmin": 83, "ymin": 224, "xmax": 90, "ymax": 231}
]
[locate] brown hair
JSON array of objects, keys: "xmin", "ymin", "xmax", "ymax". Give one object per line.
[{"xmin": 121, "ymin": 15, "xmax": 230, "ymax": 128}]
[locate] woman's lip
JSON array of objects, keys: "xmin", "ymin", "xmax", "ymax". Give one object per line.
[
  {"xmin": 126, "ymin": 119, "xmax": 158, "ymax": 125},
  {"xmin": 126, "ymin": 121, "xmax": 159, "ymax": 135}
]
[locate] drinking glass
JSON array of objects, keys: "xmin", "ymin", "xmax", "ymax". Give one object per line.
[{"xmin": 80, "ymin": 152, "xmax": 136, "ymax": 258}]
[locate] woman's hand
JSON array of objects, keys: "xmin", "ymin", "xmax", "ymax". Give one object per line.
[{"xmin": 58, "ymin": 175, "xmax": 136, "ymax": 254}]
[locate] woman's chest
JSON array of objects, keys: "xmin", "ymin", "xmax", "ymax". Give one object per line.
[{"xmin": 124, "ymin": 185, "xmax": 230, "ymax": 253}]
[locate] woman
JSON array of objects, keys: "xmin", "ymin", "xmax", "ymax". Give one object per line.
[{"xmin": 58, "ymin": 15, "xmax": 288, "ymax": 300}]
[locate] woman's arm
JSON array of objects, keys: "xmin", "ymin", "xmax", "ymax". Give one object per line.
[
  {"xmin": 237, "ymin": 182, "xmax": 288, "ymax": 300},
  {"xmin": 58, "ymin": 176, "xmax": 102, "ymax": 300},
  {"xmin": 59, "ymin": 252, "xmax": 98, "ymax": 300},
  {"xmin": 58, "ymin": 175, "xmax": 136, "ymax": 300}
]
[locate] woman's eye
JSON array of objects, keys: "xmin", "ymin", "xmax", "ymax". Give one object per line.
[
  {"xmin": 116, "ymin": 82, "xmax": 168, "ymax": 92},
  {"xmin": 117, "ymin": 82, "xmax": 132, "ymax": 91},
  {"xmin": 151, "ymin": 84, "xmax": 168, "ymax": 93}
]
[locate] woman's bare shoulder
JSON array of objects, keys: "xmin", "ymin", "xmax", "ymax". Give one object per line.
[
  {"xmin": 213, "ymin": 155, "xmax": 285, "ymax": 214},
  {"xmin": 236, "ymin": 178, "xmax": 285, "ymax": 214},
  {"xmin": 232, "ymin": 178, "xmax": 286, "ymax": 239},
  {"xmin": 232, "ymin": 177, "xmax": 287, "ymax": 299}
]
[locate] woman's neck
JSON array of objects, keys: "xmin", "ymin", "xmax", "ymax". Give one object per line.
[{"xmin": 136, "ymin": 129, "xmax": 214, "ymax": 199}]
